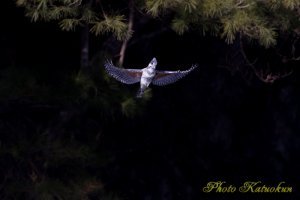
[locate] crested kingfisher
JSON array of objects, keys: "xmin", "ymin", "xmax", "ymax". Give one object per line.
[{"xmin": 104, "ymin": 57, "xmax": 198, "ymax": 98}]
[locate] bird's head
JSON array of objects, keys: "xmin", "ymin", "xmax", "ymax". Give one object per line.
[{"xmin": 148, "ymin": 57, "xmax": 157, "ymax": 69}]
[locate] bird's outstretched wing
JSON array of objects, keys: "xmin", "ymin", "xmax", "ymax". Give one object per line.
[
  {"xmin": 104, "ymin": 60, "xmax": 142, "ymax": 84},
  {"xmin": 152, "ymin": 64, "xmax": 198, "ymax": 86}
]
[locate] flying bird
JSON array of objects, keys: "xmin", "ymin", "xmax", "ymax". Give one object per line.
[{"xmin": 104, "ymin": 57, "xmax": 198, "ymax": 98}]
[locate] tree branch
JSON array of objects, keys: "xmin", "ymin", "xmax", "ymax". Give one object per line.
[
  {"xmin": 80, "ymin": 0, "xmax": 93, "ymax": 72},
  {"xmin": 239, "ymin": 35, "xmax": 293, "ymax": 83},
  {"xmin": 274, "ymin": 35, "xmax": 300, "ymax": 63},
  {"xmin": 235, "ymin": 0, "xmax": 254, "ymax": 9},
  {"xmin": 118, "ymin": 0, "xmax": 134, "ymax": 67}
]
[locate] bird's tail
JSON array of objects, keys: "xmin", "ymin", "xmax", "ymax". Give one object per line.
[{"xmin": 136, "ymin": 88, "xmax": 145, "ymax": 98}]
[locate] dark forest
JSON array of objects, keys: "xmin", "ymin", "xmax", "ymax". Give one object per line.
[{"xmin": 1, "ymin": 0, "xmax": 300, "ymax": 200}]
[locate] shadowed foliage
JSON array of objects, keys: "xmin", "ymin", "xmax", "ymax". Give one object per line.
[{"xmin": 0, "ymin": 0, "xmax": 300, "ymax": 200}]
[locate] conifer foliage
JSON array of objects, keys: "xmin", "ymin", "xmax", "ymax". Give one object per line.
[
  {"xmin": 16, "ymin": 0, "xmax": 300, "ymax": 48},
  {"xmin": 148, "ymin": 0, "xmax": 300, "ymax": 47},
  {"xmin": 16, "ymin": 0, "xmax": 129, "ymax": 40}
]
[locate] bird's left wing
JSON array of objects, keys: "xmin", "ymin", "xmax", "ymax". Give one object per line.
[
  {"xmin": 104, "ymin": 60, "xmax": 142, "ymax": 84},
  {"xmin": 152, "ymin": 64, "xmax": 198, "ymax": 86}
]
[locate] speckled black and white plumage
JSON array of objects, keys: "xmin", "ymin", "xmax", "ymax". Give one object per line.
[
  {"xmin": 104, "ymin": 60, "xmax": 142, "ymax": 84},
  {"xmin": 104, "ymin": 58, "xmax": 197, "ymax": 97},
  {"xmin": 152, "ymin": 64, "xmax": 198, "ymax": 86}
]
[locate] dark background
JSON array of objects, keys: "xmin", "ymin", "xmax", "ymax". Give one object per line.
[{"xmin": 1, "ymin": 1, "xmax": 300, "ymax": 200}]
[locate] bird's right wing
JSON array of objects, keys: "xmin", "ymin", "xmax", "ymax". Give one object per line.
[
  {"xmin": 152, "ymin": 64, "xmax": 198, "ymax": 86},
  {"xmin": 104, "ymin": 60, "xmax": 142, "ymax": 84}
]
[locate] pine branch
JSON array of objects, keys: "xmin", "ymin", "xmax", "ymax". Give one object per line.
[
  {"xmin": 119, "ymin": 0, "xmax": 134, "ymax": 66},
  {"xmin": 256, "ymin": 25, "xmax": 277, "ymax": 47},
  {"xmin": 16, "ymin": 0, "xmax": 28, "ymax": 6},
  {"xmin": 145, "ymin": 0, "xmax": 179, "ymax": 16},
  {"xmin": 201, "ymin": 0, "xmax": 233, "ymax": 17},
  {"xmin": 49, "ymin": 6, "xmax": 78, "ymax": 20},
  {"xmin": 81, "ymin": 7, "xmax": 97, "ymax": 23},
  {"xmin": 282, "ymin": 0, "xmax": 300, "ymax": 10},
  {"xmin": 171, "ymin": 18, "xmax": 189, "ymax": 35},
  {"xmin": 90, "ymin": 15, "xmax": 128, "ymax": 40},
  {"xmin": 59, "ymin": 18, "xmax": 81, "ymax": 31}
]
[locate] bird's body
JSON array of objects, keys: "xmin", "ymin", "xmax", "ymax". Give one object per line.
[
  {"xmin": 137, "ymin": 58, "xmax": 157, "ymax": 97},
  {"xmin": 104, "ymin": 57, "xmax": 197, "ymax": 97}
]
